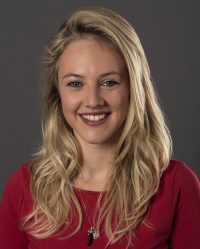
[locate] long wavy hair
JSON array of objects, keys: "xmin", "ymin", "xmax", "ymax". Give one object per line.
[{"xmin": 21, "ymin": 7, "xmax": 172, "ymax": 247}]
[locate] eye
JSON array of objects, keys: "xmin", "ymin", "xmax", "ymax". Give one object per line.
[
  {"xmin": 100, "ymin": 80, "xmax": 118, "ymax": 87},
  {"xmin": 65, "ymin": 81, "xmax": 82, "ymax": 88}
]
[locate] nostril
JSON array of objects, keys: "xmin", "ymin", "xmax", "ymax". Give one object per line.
[{"xmin": 84, "ymin": 97, "xmax": 105, "ymax": 107}]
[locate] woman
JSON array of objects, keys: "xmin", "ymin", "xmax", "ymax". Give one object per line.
[{"xmin": 0, "ymin": 7, "xmax": 200, "ymax": 249}]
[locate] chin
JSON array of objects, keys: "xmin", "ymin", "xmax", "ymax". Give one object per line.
[
  {"xmin": 82, "ymin": 133, "xmax": 118, "ymax": 146},
  {"xmin": 83, "ymin": 137, "xmax": 109, "ymax": 145},
  {"xmin": 74, "ymin": 128, "xmax": 120, "ymax": 146}
]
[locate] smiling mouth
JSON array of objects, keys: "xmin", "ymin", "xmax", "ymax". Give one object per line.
[
  {"xmin": 78, "ymin": 113, "xmax": 111, "ymax": 126},
  {"xmin": 81, "ymin": 113, "xmax": 108, "ymax": 121}
]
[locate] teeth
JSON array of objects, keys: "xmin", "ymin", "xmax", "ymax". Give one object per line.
[{"xmin": 81, "ymin": 114, "xmax": 107, "ymax": 121}]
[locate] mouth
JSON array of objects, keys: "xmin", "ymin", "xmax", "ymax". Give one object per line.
[{"xmin": 78, "ymin": 112, "xmax": 111, "ymax": 126}]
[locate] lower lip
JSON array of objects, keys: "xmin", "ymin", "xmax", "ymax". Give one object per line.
[{"xmin": 79, "ymin": 114, "xmax": 110, "ymax": 127}]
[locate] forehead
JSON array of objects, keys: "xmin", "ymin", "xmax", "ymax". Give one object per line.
[
  {"xmin": 58, "ymin": 36, "xmax": 126, "ymax": 76},
  {"xmin": 65, "ymin": 33, "xmax": 119, "ymax": 55}
]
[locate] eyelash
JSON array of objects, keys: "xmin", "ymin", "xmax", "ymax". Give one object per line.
[
  {"xmin": 65, "ymin": 80, "xmax": 118, "ymax": 88},
  {"xmin": 66, "ymin": 81, "xmax": 82, "ymax": 88},
  {"xmin": 100, "ymin": 80, "xmax": 118, "ymax": 87}
]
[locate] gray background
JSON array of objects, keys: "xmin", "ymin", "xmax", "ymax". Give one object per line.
[{"xmin": 0, "ymin": 0, "xmax": 199, "ymax": 197}]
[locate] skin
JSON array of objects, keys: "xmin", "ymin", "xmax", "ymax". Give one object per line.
[{"xmin": 58, "ymin": 36, "xmax": 129, "ymax": 190}]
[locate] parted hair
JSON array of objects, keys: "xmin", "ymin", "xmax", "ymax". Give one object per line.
[{"xmin": 21, "ymin": 7, "xmax": 172, "ymax": 247}]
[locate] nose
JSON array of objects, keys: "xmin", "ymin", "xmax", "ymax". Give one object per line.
[{"xmin": 84, "ymin": 85, "xmax": 104, "ymax": 108}]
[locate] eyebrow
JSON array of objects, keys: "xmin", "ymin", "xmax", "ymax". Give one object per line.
[{"xmin": 62, "ymin": 71, "xmax": 121, "ymax": 80}]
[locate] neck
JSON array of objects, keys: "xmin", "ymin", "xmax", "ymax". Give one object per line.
[{"xmin": 75, "ymin": 141, "xmax": 115, "ymax": 191}]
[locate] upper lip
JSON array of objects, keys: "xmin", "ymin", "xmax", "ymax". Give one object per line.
[{"xmin": 78, "ymin": 112, "xmax": 111, "ymax": 115}]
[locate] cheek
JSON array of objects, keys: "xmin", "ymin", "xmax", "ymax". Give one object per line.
[
  {"xmin": 60, "ymin": 93, "xmax": 77, "ymax": 111},
  {"xmin": 120, "ymin": 87, "xmax": 130, "ymax": 110},
  {"xmin": 108, "ymin": 89, "xmax": 129, "ymax": 112},
  {"xmin": 59, "ymin": 93, "xmax": 79, "ymax": 121}
]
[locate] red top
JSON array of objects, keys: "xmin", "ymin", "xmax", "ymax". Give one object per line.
[{"xmin": 0, "ymin": 160, "xmax": 200, "ymax": 249}]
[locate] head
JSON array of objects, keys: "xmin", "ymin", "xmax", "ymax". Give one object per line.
[
  {"xmin": 42, "ymin": 7, "xmax": 155, "ymax": 159},
  {"xmin": 57, "ymin": 36, "xmax": 130, "ymax": 148}
]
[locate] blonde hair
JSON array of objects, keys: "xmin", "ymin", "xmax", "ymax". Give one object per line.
[{"xmin": 22, "ymin": 7, "xmax": 172, "ymax": 247}]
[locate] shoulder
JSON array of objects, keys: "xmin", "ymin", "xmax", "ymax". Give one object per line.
[
  {"xmin": 5, "ymin": 162, "xmax": 31, "ymax": 192},
  {"xmin": 161, "ymin": 161, "xmax": 200, "ymax": 248},
  {"xmin": 165, "ymin": 159, "xmax": 198, "ymax": 177},
  {"xmin": 162, "ymin": 159, "xmax": 199, "ymax": 190},
  {"xmin": 1, "ymin": 162, "xmax": 32, "ymax": 217},
  {"xmin": 145, "ymin": 160, "xmax": 200, "ymax": 234},
  {"xmin": 161, "ymin": 159, "xmax": 200, "ymax": 208},
  {"xmin": 152, "ymin": 160, "xmax": 200, "ymax": 210}
]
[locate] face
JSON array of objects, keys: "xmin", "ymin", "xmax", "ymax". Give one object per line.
[{"xmin": 58, "ymin": 36, "xmax": 129, "ymax": 148}]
